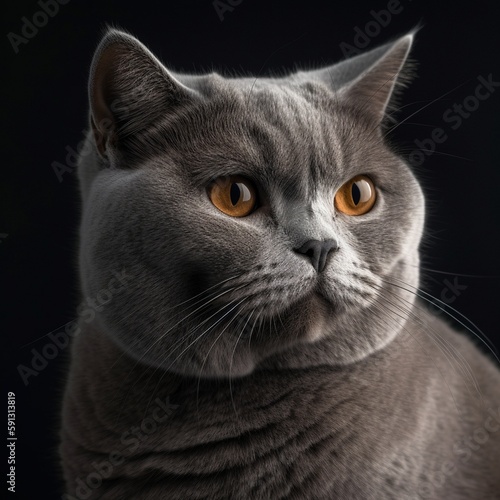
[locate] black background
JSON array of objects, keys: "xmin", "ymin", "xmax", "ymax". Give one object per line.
[{"xmin": 4, "ymin": 0, "xmax": 500, "ymax": 498}]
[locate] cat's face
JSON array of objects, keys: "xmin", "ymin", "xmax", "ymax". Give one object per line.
[{"xmin": 79, "ymin": 30, "xmax": 424, "ymax": 377}]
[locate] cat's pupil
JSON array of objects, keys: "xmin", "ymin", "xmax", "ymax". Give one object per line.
[
  {"xmin": 230, "ymin": 183, "xmax": 241, "ymax": 206},
  {"xmin": 351, "ymin": 183, "xmax": 361, "ymax": 205}
]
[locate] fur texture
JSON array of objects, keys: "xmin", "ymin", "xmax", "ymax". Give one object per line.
[{"xmin": 60, "ymin": 29, "xmax": 500, "ymax": 499}]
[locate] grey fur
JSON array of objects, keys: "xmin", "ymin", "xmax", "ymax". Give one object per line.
[{"xmin": 60, "ymin": 29, "xmax": 500, "ymax": 499}]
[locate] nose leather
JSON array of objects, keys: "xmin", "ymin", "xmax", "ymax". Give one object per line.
[{"xmin": 294, "ymin": 239, "xmax": 339, "ymax": 272}]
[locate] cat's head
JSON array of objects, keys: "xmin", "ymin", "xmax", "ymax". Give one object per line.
[{"xmin": 78, "ymin": 29, "xmax": 424, "ymax": 377}]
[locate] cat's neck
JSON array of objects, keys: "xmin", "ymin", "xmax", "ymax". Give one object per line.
[
  {"xmin": 62, "ymin": 317, "xmax": 429, "ymax": 434},
  {"xmin": 61, "ymin": 318, "xmax": 443, "ymax": 497}
]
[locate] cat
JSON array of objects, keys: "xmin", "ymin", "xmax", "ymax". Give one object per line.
[{"xmin": 60, "ymin": 28, "xmax": 500, "ymax": 499}]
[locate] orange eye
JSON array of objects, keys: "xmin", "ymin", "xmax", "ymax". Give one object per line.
[
  {"xmin": 208, "ymin": 176, "xmax": 257, "ymax": 217},
  {"xmin": 334, "ymin": 175, "xmax": 376, "ymax": 216}
]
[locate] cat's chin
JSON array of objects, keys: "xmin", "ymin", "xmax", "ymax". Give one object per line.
[{"xmin": 301, "ymin": 293, "xmax": 331, "ymax": 342}]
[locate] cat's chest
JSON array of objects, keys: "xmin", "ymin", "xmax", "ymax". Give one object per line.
[{"xmin": 118, "ymin": 370, "xmax": 423, "ymax": 499}]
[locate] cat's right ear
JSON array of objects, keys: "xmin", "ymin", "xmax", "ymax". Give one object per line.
[
  {"xmin": 297, "ymin": 33, "xmax": 415, "ymax": 126},
  {"xmin": 89, "ymin": 29, "xmax": 195, "ymax": 158}
]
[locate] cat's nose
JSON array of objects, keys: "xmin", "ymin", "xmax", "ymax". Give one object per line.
[{"xmin": 294, "ymin": 239, "xmax": 339, "ymax": 272}]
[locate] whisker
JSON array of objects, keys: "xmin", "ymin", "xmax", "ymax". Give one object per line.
[
  {"xmin": 107, "ymin": 274, "xmax": 244, "ymax": 373},
  {"xmin": 168, "ymin": 299, "xmax": 244, "ymax": 376},
  {"xmin": 141, "ymin": 297, "xmax": 246, "ymax": 418},
  {"xmin": 371, "ymin": 282, "xmax": 483, "ymax": 406},
  {"xmin": 147, "ymin": 294, "xmax": 241, "ymax": 369},
  {"xmin": 117, "ymin": 280, "xmax": 254, "ymax": 422},
  {"xmin": 195, "ymin": 299, "xmax": 248, "ymax": 418},
  {"xmin": 368, "ymin": 287, "xmax": 464, "ymax": 417},
  {"xmin": 401, "ymin": 148, "xmax": 473, "ymax": 162},
  {"xmin": 124, "ymin": 283, "xmax": 246, "ymax": 375},
  {"xmin": 383, "ymin": 79, "xmax": 472, "ymax": 137},
  {"xmin": 415, "ymin": 264, "xmax": 498, "ymax": 279},
  {"xmin": 382, "ymin": 276, "xmax": 499, "ymax": 363},
  {"xmin": 247, "ymin": 307, "xmax": 263, "ymax": 349},
  {"xmin": 168, "ymin": 274, "xmax": 242, "ymax": 312},
  {"xmin": 229, "ymin": 310, "xmax": 255, "ymax": 419}
]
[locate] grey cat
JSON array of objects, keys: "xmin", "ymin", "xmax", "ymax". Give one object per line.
[{"xmin": 60, "ymin": 29, "xmax": 500, "ymax": 499}]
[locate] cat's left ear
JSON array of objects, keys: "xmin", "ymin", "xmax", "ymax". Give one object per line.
[{"xmin": 303, "ymin": 34, "xmax": 414, "ymax": 124}]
